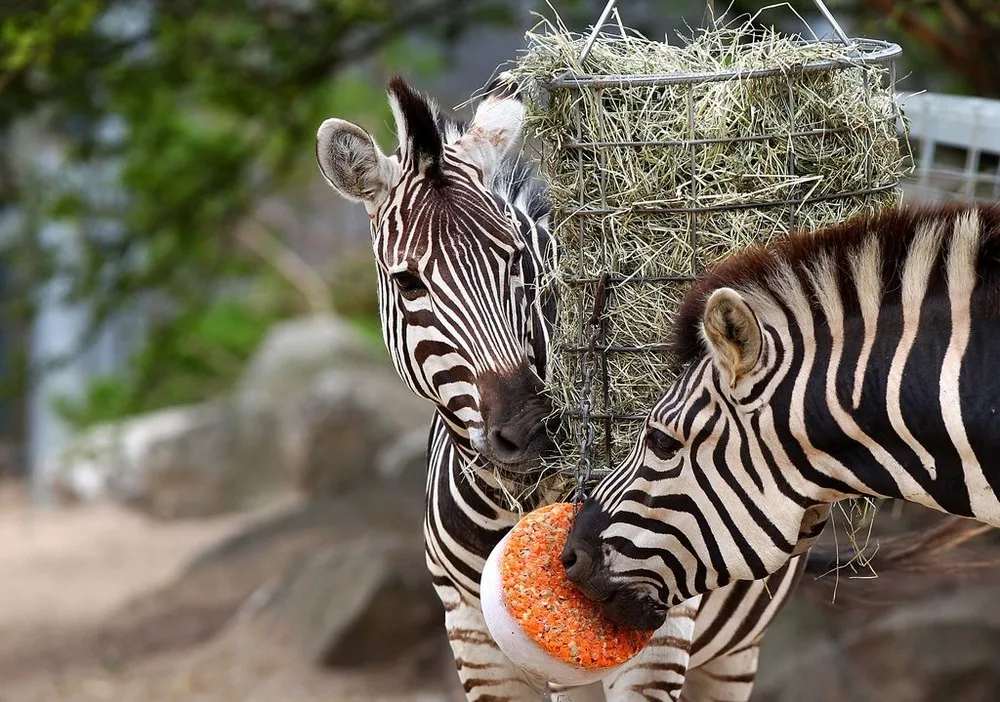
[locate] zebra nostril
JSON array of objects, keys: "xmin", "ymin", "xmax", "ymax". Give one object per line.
[
  {"xmin": 487, "ymin": 426, "xmax": 527, "ymax": 461},
  {"xmin": 561, "ymin": 543, "xmax": 594, "ymax": 586}
]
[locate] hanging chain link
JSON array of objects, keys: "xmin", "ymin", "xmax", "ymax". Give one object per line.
[{"xmin": 573, "ymin": 273, "xmax": 609, "ymax": 512}]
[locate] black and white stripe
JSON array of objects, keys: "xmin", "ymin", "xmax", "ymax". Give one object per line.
[
  {"xmin": 565, "ymin": 203, "xmax": 1000, "ymax": 632},
  {"xmin": 318, "ymin": 75, "xmax": 806, "ymax": 702}
]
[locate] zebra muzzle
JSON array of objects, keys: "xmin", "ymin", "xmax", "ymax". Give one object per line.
[{"xmin": 477, "ymin": 367, "xmax": 555, "ymax": 470}]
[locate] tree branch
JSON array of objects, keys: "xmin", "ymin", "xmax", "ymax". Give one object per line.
[{"xmin": 239, "ymin": 218, "xmax": 330, "ymax": 314}]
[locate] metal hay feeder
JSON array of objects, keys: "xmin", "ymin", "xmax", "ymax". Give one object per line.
[{"xmin": 521, "ymin": 0, "xmax": 906, "ymax": 491}]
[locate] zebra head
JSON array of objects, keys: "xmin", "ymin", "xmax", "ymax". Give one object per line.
[
  {"xmin": 315, "ymin": 75, "xmax": 555, "ymax": 472},
  {"xmin": 563, "ymin": 285, "xmax": 819, "ymax": 630}
]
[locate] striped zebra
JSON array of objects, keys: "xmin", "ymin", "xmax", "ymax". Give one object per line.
[
  {"xmin": 563, "ymin": 202, "xmax": 1000, "ymax": 632},
  {"xmin": 316, "ymin": 74, "xmax": 808, "ymax": 702}
]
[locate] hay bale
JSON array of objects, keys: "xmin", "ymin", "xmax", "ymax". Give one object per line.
[{"xmin": 513, "ymin": 17, "xmax": 906, "ymax": 475}]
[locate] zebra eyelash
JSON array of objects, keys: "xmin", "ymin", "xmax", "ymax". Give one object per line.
[
  {"xmin": 646, "ymin": 428, "xmax": 684, "ymax": 463},
  {"xmin": 392, "ymin": 270, "xmax": 428, "ymax": 300}
]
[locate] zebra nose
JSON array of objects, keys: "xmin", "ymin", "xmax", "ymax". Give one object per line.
[
  {"xmin": 562, "ymin": 500, "xmax": 612, "ymax": 600},
  {"xmin": 561, "ymin": 540, "xmax": 596, "ymax": 587},
  {"xmin": 487, "ymin": 425, "xmax": 534, "ymax": 463},
  {"xmin": 477, "ymin": 365, "xmax": 554, "ymax": 466}
]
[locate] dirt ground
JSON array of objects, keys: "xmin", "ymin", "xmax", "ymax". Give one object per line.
[{"xmin": 0, "ymin": 480, "xmax": 458, "ymax": 702}]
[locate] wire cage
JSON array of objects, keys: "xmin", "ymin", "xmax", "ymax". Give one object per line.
[{"xmin": 518, "ymin": 1, "xmax": 907, "ymax": 486}]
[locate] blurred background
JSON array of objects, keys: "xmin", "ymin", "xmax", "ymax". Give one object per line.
[{"xmin": 1, "ymin": 1, "xmax": 999, "ymax": 700}]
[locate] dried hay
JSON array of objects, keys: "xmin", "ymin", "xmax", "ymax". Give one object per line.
[{"xmin": 512, "ymin": 13, "xmax": 907, "ymax": 476}]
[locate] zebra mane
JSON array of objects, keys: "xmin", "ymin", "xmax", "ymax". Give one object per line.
[
  {"xmin": 386, "ymin": 76, "xmax": 550, "ymax": 225},
  {"xmin": 438, "ymin": 109, "xmax": 550, "ymax": 225},
  {"xmin": 671, "ymin": 201, "xmax": 1000, "ymax": 367},
  {"xmin": 489, "ymin": 150, "xmax": 551, "ymax": 225}
]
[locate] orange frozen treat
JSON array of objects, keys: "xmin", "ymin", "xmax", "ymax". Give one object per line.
[{"xmin": 481, "ymin": 502, "xmax": 654, "ymax": 685}]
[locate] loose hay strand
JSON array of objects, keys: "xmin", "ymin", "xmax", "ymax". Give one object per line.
[{"xmin": 513, "ymin": 13, "xmax": 906, "ymax": 495}]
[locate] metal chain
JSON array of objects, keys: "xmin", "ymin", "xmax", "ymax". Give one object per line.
[{"xmin": 573, "ymin": 273, "xmax": 609, "ymax": 511}]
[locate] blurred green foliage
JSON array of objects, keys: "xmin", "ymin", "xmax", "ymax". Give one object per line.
[
  {"xmin": 0, "ymin": 0, "xmax": 521, "ymax": 425},
  {"xmin": 51, "ymin": 295, "xmax": 278, "ymax": 429},
  {"xmin": 329, "ymin": 254, "xmax": 380, "ymax": 323}
]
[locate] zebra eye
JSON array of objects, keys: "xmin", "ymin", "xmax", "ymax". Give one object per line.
[
  {"xmin": 646, "ymin": 428, "xmax": 683, "ymax": 461},
  {"xmin": 392, "ymin": 271, "xmax": 427, "ymax": 300}
]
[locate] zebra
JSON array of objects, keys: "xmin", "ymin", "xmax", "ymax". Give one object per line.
[
  {"xmin": 316, "ymin": 73, "xmax": 809, "ymax": 701},
  {"xmin": 562, "ymin": 202, "xmax": 1000, "ymax": 632}
]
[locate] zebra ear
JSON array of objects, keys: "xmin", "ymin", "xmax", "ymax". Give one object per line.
[
  {"xmin": 316, "ymin": 118, "xmax": 394, "ymax": 206},
  {"xmin": 701, "ymin": 288, "xmax": 763, "ymax": 389},
  {"xmin": 453, "ymin": 72, "xmax": 525, "ymax": 181}
]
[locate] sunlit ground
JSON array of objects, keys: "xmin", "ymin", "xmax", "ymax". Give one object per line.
[{"xmin": 0, "ymin": 480, "xmax": 457, "ymax": 702}]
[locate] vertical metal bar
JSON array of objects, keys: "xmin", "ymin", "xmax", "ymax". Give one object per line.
[
  {"xmin": 601, "ymin": 347, "xmax": 613, "ymax": 471},
  {"xmin": 786, "ymin": 77, "xmax": 798, "ymax": 232},
  {"xmin": 963, "ymin": 149, "xmax": 981, "ymax": 202},
  {"xmin": 889, "ymin": 60, "xmax": 909, "ymax": 190},
  {"xmin": 687, "ymin": 83, "xmax": 699, "ymax": 276},
  {"xmin": 595, "ymin": 85, "xmax": 613, "ymax": 470},
  {"xmin": 574, "ymin": 97, "xmax": 587, "ymax": 445},
  {"xmin": 915, "ymin": 96, "xmax": 935, "ymax": 192},
  {"xmin": 916, "ymin": 138, "xmax": 936, "ymax": 196},
  {"xmin": 576, "ymin": 94, "xmax": 586, "ymax": 285},
  {"xmin": 862, "ymin": 69, "xmax": 874, "ymax": 200},
  {"xmin": 597, "ymin": 87, "xmax": 609, "ymax": 260},
  {"xmin": 889, "ymin": 61, "xmax": 900, "ymax": 131}
]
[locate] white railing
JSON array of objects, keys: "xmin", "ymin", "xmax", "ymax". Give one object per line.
[{"xmin": 900, "ymin": 91, "xmax": 1000, "ymax": 203}]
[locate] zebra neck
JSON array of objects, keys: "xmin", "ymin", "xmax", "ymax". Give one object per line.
[{"xmin": 769, "ymin": 295, "xmax": 1000, "ymax": 527}]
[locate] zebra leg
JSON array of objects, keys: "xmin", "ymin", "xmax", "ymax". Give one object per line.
[
  {"xmin": 677, "ymin": 641, "xmax": 761, "ymax": 702},
  {"xmin": 601, "ymin": 597, "xmax": 701, "ymax": 702},
  {"xmin": 433, "ymin": 576, "xmax": 550, "ymax": 701},
  {"xmin": 678, "ymin": 557, "xmax": 806, "ymax": 702}
]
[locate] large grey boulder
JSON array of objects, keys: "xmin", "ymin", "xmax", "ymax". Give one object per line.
[
  {"xmin": 264, "ymin": 535, "xmax": 442, "ymax": 667},
  {"xmin": 97, "ymin": 486, "xmax": 429, "ymax": 667},
  {"xmin": 282, "ymin": 368, "xmax": 431, "ymax": 500},
  {"xmin": 237, "ymin": 314, "xmax": 388, "ymax": 406},
  {"xmin": 752, "ymin": 506, "xmax": 1000, "ymax": 702},
  {"xmin": 45, "ymin": 313, "xmax": 432, "ymax": 517},
  {"xmin": 93, "ymin": 486, "xmax": 463, "ymax": 696},
  {"xmin": 44, "ymin": 400, "xmax": 288, "ymax": 519},
  {"xmin": 754, "ymin": 585, "xmax": 1000, "ymax": 702}
]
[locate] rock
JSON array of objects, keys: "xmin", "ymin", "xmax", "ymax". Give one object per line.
[
  {"xmin": 282, "ymin": 368, "xmax": 431, "ymax": 500},
  {"xmin": 45, "ymin": 400, "xmax": 288, "ymax": 519},
  {"xmin": 754, "ymin": 585, "xmax": 1000, "ymax": 702},
  {"xmin": 187, "ymin": 486, "xmax": 426, "ymax": 574},
  {"xmin": 43, "ymin": 403, "xmax": 217, "ymax": 507},
  {"xmin": 133, "ymin": 401, "xmax": 288, "ymax": 519},
  {"xmin": 98, "ymin": 486, "xmax": 428, "ymax": 668},
  {"xmin": 45, "ymin": 313, "xmax": 432, "ymax": 515},
  {"xmin": 376, "ymin": 426, "xmax": 429, "ymax": 491},
  {"xmin": 265, "ymin": 535, "xmax": 442, "ymax": 668},
  {"xmin": 753, "ymin": 506, "xmax": 1000, "ymax": 702},
  {"xmin": 237, "ymin": 314, "xmax": 388, "ymax": 406}
]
